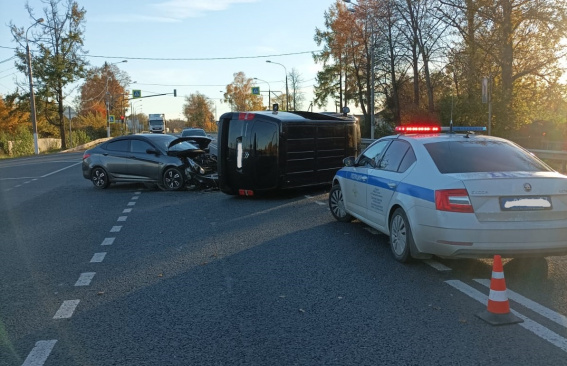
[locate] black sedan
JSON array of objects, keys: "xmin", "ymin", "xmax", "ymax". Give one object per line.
[{"xmin": 82, "ymin": 134, "xmax": 208, "ymax": 191}]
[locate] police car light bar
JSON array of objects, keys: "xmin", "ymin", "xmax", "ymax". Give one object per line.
[
  {"xmin": 395, "ymin": 125, "xmax": 441, "ymax": 133},
  {"xmin": 441, "ymin": 126, "xmax": 487, "ymax": 132}
]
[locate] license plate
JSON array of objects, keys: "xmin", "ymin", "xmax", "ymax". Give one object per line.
[{"xmin": 499, "ymin": 196, "xmax": 552, "ymax": 211}]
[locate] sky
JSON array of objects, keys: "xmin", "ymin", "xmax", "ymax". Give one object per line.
[{"xmin": 0, "ymin": 0, "xmax": 339, "ymax": 121}]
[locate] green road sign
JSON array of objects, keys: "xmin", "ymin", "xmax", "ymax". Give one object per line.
[
  {"xmin": 133, "ymin": 89, "xmax": 142, "ymax": 98},
  {"xmin": 109, "ymin": 115, "xmax": 115, "ymax": 123},
  {"xmin": 251, "ymin": 86, "xmax": 260, "ymax": 95}
]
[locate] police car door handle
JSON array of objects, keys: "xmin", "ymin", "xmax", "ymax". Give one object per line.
[{"xmin": 388, "ymin": 182, "xmax": 397, "ymax": 189}]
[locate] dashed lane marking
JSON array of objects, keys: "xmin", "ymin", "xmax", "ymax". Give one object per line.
[
  {"xmin": 315, "ymin": 201, "xmax": 326, "ymax": 206},
  {"xmin": 424, "ymin": 260, "xmax": 452, "ymax": 272},
  {"xmin": 90, "ymin": 252, "xmax": 106, "ymax": 263},
  {"xmin": 101, "ymin": 237, "xmax": 115, "ymax": 246},
  {"xmin": 21, "ymin": 340, "xmax": 57, "ymax": 366},
  {"xmin": 445, "ymin": 280, "xmax": 567, "ymax": 353},
  {"xmin": 117, "ymin": 216, "xmax": 127, "ymax": 222},
  {"xmin": 74, "ymin": 272, "xmax": 96, "ymax": 287},
  {"xmin": 127, "ymin": 201, "xmax": 136, "ymax": 206},
  {"xmin": 110, "ymin": 226, "xmax": 122, "ymax": 233},
  {"xmin": 53, "ymin": 300, "xmax": 80, "ymax": 319},
  {"xmin": 132, "ymin": 196, "xmax": 139, "ymax": 200},
  {"xmin": 123, "ymin": 208, "xmax": 132, "ymax": 213}
]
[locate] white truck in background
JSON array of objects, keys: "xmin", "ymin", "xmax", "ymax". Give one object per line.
[{"xmin": 148, "ymin": 114, "xmax": 166, "ymax": 133}]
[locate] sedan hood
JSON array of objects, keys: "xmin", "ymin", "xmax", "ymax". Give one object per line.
[{"xmin": 167, "ymin": 137, "xmax": 205, "ymax": 158}]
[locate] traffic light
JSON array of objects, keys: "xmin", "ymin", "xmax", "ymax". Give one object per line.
[
  {"xmin": 173, "ymin": 89, "xmax": 177, "ymax": 97},
  {"xmin": 120, "ymin": 116, "xmax": 125, "ymax": 122}
]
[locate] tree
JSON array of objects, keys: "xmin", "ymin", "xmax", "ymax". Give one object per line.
[
  {"xmin": 289, "ymin": 68, "xmax": 306, "ymax": 111},
  {"xmin": 0, "ymin": 94, "xmax": 29, "ymax": 135},
  {"xmin": 183, "ymin": 92, "xmax": 216, "ymax": 130},
  {"xmin": 223, "ymin": 72, "xmax": 264, "ymax": 111},
  {"xmin": 77, "ymin": 63, "xmax": 131, "ymax": 136},
  {"xmin": 10, "ymin": 0, "xmax": 88, "ymax": 150}
]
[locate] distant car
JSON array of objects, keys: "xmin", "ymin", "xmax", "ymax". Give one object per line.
[
  {"xmin": 329, "ymin": 125, "xmax": 567, "ymax": 262},
  {"xmin": 181, "ymin": 128, "xmax": 208, "ymax": 137},
  {"xmin": 82, "ymin": 134, "xmax": 207, "ymax": 191}
]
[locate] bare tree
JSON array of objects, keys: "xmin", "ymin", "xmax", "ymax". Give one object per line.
[{"xmin": 289, "ymin": 68, "xmax": 305, "ymax": 111}]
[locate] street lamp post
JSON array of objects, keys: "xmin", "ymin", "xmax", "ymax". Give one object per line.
[
  {"xmin": 253, "ymin": 77, "xmax": 271, "ymax": 109},
  {"xmin": 105, "ymin": 60, "xmax": 127, "ymax": 137},
  {"xmin": 266, "ymin": 60, "xmax": 289, "ymax": 111},
  {"xmin": 344, "ymin": 0, "xmax": 376, "ymax": 139},
  {"xmin": 25, "ymin": 17, "xmax": 44, "ymax": 154}
]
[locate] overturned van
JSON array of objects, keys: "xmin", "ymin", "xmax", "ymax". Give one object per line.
[{"xmin": 217, "ymin": 110, "xmax": 360, "ymax": 195}]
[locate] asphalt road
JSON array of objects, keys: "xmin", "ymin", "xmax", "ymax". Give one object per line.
[{"xmin": 2, "ymin": 152, "xmax": 567, "ymax": 365}]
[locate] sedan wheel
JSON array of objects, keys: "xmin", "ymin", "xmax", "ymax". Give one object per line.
[
  {"xmin": 91, "ymin": 167, "xmax": 110, "ymax": 189},
  {"xmin": 161, "ymin": 167, "xmax": 184, "ymax": 191},
  {"xmin": 329, "ymin": 184, "xmax": 352, "ymax": 222},
  {"xmin": 389, "ymin": 208, "xmax": 413, "ymax": 262}
]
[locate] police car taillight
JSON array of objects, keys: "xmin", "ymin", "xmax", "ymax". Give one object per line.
[
  {"xmin": 395, "ymin": 125, "xmax": 441, "ymax": 133},
  {"xmin": 239, "ymin": 189, "xmax": 254, "ymax": 196},
  {"xmin": 435, "ymin": 189, "xmax": 474, "ymax": 213}
]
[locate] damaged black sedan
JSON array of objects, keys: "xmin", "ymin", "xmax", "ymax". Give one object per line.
[{"xmin": 82, "ymin": 134, "xmax": 218, "ymax": 191}]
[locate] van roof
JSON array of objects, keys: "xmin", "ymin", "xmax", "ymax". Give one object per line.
[{"xmin": 222, "ymin": 111, "xmax": 356, "ymax": 123}]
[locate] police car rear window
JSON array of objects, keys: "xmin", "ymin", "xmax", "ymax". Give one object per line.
[{"xmin": 424, "ymin": 140, "xmax": 552, "ymax": 174}]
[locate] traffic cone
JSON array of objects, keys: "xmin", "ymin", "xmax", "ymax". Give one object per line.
[{"xmin": 476, "ymin": 255, "xmax": 523, "ymax": 326}]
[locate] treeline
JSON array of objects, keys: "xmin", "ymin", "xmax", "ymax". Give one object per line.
[{"xmin": 314, "ymin": 0, "xmax": 567, "ymax": 141}]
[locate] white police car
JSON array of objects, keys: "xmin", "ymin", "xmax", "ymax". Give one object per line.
[{"xmin": 329, "ymin": 125, "xmax": 567, "ymax": 262}]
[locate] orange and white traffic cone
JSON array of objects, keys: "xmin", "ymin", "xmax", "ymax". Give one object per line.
[{"xmin": 476, "ymin": 255, "xmax": 523, "ymax": 326}]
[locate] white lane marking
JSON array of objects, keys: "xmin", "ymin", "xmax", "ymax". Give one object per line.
[
  {"xmin": 40, "ymin": 162, "xmax": 82, "ymax": 178},
  {"xmin": 117, "ymin": 216, "xmax": 127, "ymax": 222},
  {"xmin": 123, "ymin": 208, "xmax": 132, "ymax": 213},
  {"xmin": 74, "ymin": 272, "xmax": 96, "ymax": 286},
  {"xmin": 134, "ymin": 191, "xmax": 141, "ymax": 195},
  {"xmin": 424, "ymin": 260, "xmax": 452, "ymax": 272},
  {"xmin": 53, "ymin": 300, "xmax": 80, "ymax": 319},
  {"xmin": 445, "ymin": 280, "xmax": 567, "ymax": 353},
  {"xmin": 127, "ymin": 201, "xmax": 136, "ymax": 206},
  {"xmin": 90, "ymin": 252, "xmax": 107, "ymax": 263},
  {"xmin": 24, "ymin": 181, "xmax": 31, "ymax": 184},
  {"xmin": 131, "ymin": 196, "xmax": 139, "ymax": 200},
  {"xmin": 305, "ymin": 195, "xmax": 313, "ymax": 198},
  {"xmin": 101, "ymin": 237, "xmax": 115, "ymax": 246},
  {"xmin": 315, "ymin": 201, "xmax": 326, "ymax": 206},
  {"xmin": 110, "ymin": 226, "xmax": 122, "ymax": 233},
  {"xmin": 21, "ymin": 340, "xmax": 57, "ymax": 366},
  {"xmin": 475, "ymin": 279, "xmax": 567, "ymax": 327}
]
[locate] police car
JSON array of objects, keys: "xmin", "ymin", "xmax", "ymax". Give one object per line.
[{"xmin": 329, "ymin": 125, "xmax": 567, "ymax": 262}]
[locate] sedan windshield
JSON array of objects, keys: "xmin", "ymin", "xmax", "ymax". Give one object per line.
[{"xmin": 424, "ymin": 139, "xmax": 553, "ymax": 174}]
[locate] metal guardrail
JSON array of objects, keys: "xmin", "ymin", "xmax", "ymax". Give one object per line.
[{"xmin": 360, "ymin": 139, "xmax": 567, "ymax": 173}]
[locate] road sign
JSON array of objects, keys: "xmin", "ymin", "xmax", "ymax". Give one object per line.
[
  {"xmin": 251, "ymin": 87, "xmax": 260, "ymax": 95},
  {"xmin": 133, "ymin": 89, "xmax": 142, "ymax": 98},
  {"xmin": 109, "ymin": 115, "xmax": 115, "ymax": 123}
]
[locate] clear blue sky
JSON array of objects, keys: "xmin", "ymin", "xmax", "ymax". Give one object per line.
[{"xmin": 0, "ymin": 0, "xmax": 339, "ymax": 121}]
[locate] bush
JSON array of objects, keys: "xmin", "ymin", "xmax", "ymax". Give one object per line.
[
  {"xmin": 67, "ymin": 129, "xmax": 91, "ymax": 148},
  {"xmin": 11, "ymin": 125, "xmax": 34, "ymax": 157}
]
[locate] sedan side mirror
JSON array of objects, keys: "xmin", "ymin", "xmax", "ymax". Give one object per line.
[{"xmin": 343, "ymin": 156, "xmax": 355, "ymax": 167}]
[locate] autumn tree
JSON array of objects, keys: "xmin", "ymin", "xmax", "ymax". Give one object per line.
[
  {"xmin": 223, "ymin": 72, "xmax": 264, "ymax": 111},
  {"xmin": 76, "ymin": 62, "xmax": 131, "ymax": 137},
  {"xmin": 10, "ymin": 0, "xmax": 88, "ymax": 150},
  {"xmin": 183, "ymin": 92, "xmax": 216, "ymax": 131}
]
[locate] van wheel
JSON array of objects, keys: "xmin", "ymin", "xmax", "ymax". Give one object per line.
[
  {"xmin": 161, "ymin": 167, "xmax": 184, "ymax": 191},
  {"xmin": 329, "ymin": 184, "xmax": 352, "ymax": 222},
  {"xmin": 389, "ymin": 208, "xmax": 413, "ymax": 263}
]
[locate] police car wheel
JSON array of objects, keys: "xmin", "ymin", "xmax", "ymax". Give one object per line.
[
  {"xmin": 389, "ymin": 208, "xmax": 412, "ymax": 263},
  {"xmin": 329, "ymin": 184, "xmax": 353, "ymax": 222}
]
